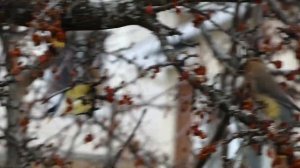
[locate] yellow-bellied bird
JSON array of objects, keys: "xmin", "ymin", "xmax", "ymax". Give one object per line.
[
  {"xmin": 244, "ymin": 58, "xmax": 300, "ymax": 123},
  {"xmin": 47, "ymin": 83, "xmax": 95, "ymax": 117}
]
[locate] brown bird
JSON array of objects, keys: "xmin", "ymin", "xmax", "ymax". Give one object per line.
[{"xmin": 243, "ymin": 58, "xmax": 300, "ymax": 122}]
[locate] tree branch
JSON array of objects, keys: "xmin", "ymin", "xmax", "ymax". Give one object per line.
[
  {"xmin": 2, "ymin": 0, "xmax": 256, "ymax": 31},
  {"xmin": 110, "ymin": 109, "xmax": 147, "ymax": 168}
]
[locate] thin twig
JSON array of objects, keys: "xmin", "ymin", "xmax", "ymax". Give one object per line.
[
  {"xmin": 110, "ymin": 109, "xmax": 147, "ymax": 168},
  {"xmin": 267, "ymin": 0, "xmax": 292, "ymax": 24}
]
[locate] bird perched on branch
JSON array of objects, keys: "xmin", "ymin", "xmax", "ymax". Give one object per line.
[
  {"xmin": 243, "ymin": 57, "xmax": 300, "ymax": 123},
  {"xmin": 65, "ymin": 83, "xmax": 95, "ymax": 116},
  {"xmin": 46, "ymin": 83, "xmax": 95, "ymax": 117}
]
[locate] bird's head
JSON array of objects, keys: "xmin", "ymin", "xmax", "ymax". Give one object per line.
[{"xmin": 242, "ymin": 57, "xmax": 266, "ymax": 75}]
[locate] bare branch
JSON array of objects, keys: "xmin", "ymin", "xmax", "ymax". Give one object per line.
[{"xmin": 110, "ymin": 109, "xmax": 147, "ymax": 168}]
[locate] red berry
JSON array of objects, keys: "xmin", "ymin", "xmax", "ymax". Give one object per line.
[
  {"xmin": 106, "ymin": 95, "xmax": 114, "ymax": 102},
  {"xmin": 66, "ymin": 98, "xmax": 72, "ymax": 105},
  {"xmin": 286, "ymin": 72, "xmax": 296, "ymax": 81},
  {"xmin": 65, "ymin": 106, "xmax": 73, "ymax": 113},
  {"xmin": 55, "ymin": 31, "xmax": 66, "ymax": 42},
  {"xmin": 271, "ymin": 60, "xmax": 282, "ymax": 69},
  {"xmin": 255, "ymin": 0, "xmax": 262, "ymax": 4},
  {"xmin": 32, "ymin": 34, "xmax": 41, "ymax": 45},
  {"xmin": 193, "ymin": 14, "xmax": 206, "ymax": 27},
  {"xmin": 241, "ymin": 100, "xmax": 253, "ymax": 110},
  {"xmin": 175, "ymin": 7, "xmax": 181, "ymax": 14},
  {"xmin": 194, "ymin": 66, "xmax": 206, "ymax": 76},
  {"xmin": 9, "ymin": 48, "xmax": 21, "ymax": 57},
  {"xmin": 154, "ymin": 67, "xmax": 160, "ymax": 73},
  {"xmin": 134, "ymin": 158, "xmax": 145, "ymax": 167},
  {"xmin": 38, "ymin": 54, "xmax": 49, "ymax": 64},
  {"xmin": 179, "ymin": 71, "xmax": 189, "ymax": 81},
  {"xmin": 52, "ymin": 155, "xmax": 64, "ymax": 166},
  {"xmin": 145, "ymin": 5, "xmax": 154, "ymax": 15},
  {"xmin": 84, "ymin": 134, "xmax": 94, "ymax": 143},
  {"xmin": 19, "ymin": 117, "xmax": 29, "ymax": 127},
  {"xmin": 105, "ymin": 86, "xmax": 115, "ymax": 95}
]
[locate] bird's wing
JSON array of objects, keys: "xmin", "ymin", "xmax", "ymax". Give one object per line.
[
  {"xmin": 65, "ymin": 84, "xmax": 91, "ymax": 100},
  {"xmin": 255, "ymin": 73, "xmax": 300, "ymax": 111},
  {"xmin": 67, "ymin": 86, "xmax": 95, "ymax": 117}
]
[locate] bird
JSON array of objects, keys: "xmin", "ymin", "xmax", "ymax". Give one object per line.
[
  {"xmin": 46, "ymin": 83, "xmax": 95, "ymax": 117},
  {"xmin": 64, "ymin": 83, "xmax": 95, "ymax": 116},
  {"xmin": 243, "ymin": 57, "xmax": 300, "ymax": 123}
]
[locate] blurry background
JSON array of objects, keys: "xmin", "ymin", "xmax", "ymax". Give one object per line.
[{"xmin": 0, "ymin": 0, "xmax": 299, "ymax": 168}]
